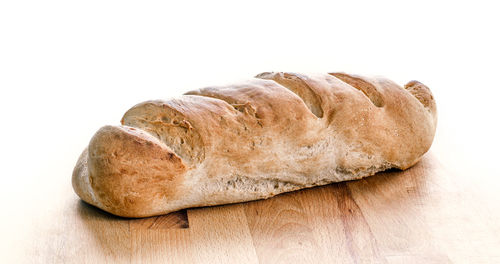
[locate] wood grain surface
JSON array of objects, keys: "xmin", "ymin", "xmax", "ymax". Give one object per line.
[{"xmin": 14, "ymin": 149, "xmax": 498, "ymax": 264}]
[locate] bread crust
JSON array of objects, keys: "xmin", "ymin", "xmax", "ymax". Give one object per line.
[{"xmin": 73, "ymin": 72, "xmax": 437, "ymax": 217}]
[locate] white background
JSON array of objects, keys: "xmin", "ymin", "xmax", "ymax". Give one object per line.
[{"xmin": 0, "ymin": 0, "xmax": 499, "ymax": 259}]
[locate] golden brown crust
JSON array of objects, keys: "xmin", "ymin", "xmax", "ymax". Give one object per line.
[
  {"xmin": 84, "ymin": 126, "xmax": 187, "ymax": 217},
  {"xmin": 73, "ymin": 72, "xmax": 437, "ymax": 217}
]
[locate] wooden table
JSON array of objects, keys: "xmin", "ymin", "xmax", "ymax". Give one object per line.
[{"xmin": 11, "ymin": 143, "xmax": 499, "ymax": 263}]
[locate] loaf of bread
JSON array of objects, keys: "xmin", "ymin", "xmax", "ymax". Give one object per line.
[{"xmin": 72, "ymin": 72, "xmax": 437, "ymax": 217}]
